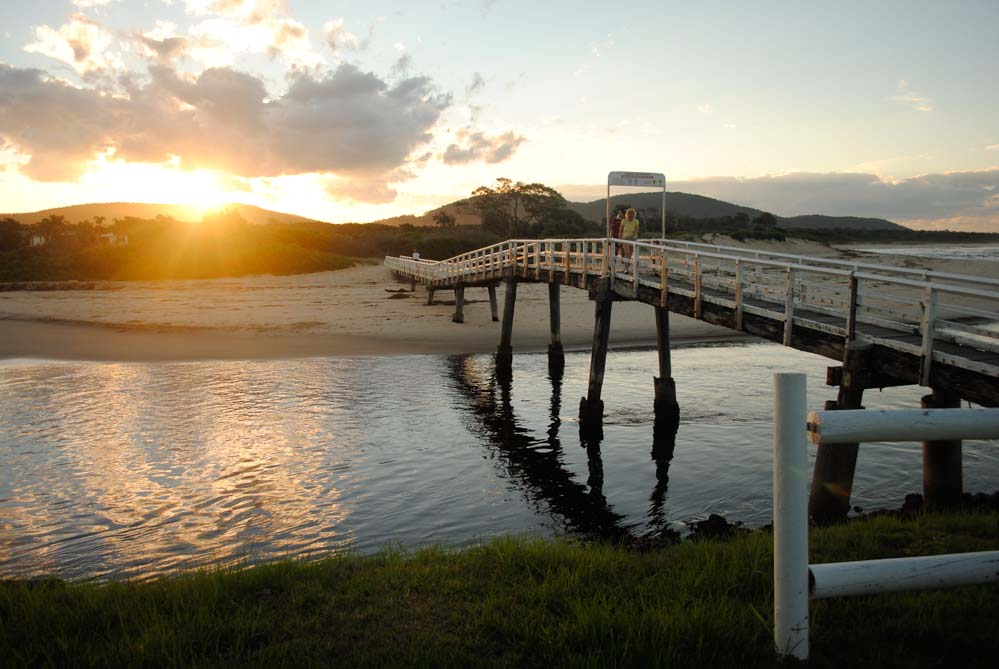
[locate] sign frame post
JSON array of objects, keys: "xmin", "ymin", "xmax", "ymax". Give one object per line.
[{"xmin": 606, "ymin": 171, "xmax": 667, "ymax": 240}]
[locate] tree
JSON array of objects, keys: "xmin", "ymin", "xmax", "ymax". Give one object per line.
[
  {"xmin": 753, "ymin": 212, "xmax": 778, "ymax": 227},
  {"xmin": 470, "ymin": 178, "xmax": 568, "ymax": 237},
  {"xmin": 0, "ymin": 218, "xmax": 23, "ymax": 252},
  {"xmin": 432, "ymin": 209, "xmax": 456, "ymax": 229},
  {"xmin": 733, "ymin": 211, "xmax": 751, "ymax": 226}
]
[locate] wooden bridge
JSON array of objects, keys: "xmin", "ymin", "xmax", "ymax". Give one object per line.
[{"xmin": 386, "ymin": 237, "xmax": 999, "ymax": 520}]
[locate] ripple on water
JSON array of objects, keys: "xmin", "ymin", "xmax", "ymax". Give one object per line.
[{"xmin": 1, "ymin": 343, "xmax": 998, "ymax": 580}]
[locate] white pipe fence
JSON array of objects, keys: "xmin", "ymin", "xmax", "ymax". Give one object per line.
[{"xmin": 773, "ymin": 373, "xmax": 999, "ymax": 661}]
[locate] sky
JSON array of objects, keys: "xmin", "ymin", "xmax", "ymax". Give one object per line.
[{"xmin": 1, "ymin": 0, "xmax": 998, "ymax": 229}]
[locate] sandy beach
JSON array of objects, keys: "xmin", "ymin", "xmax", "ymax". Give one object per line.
[{"xmin": 2, "ymin": 239, "xmax": 996, "ymax": 362}]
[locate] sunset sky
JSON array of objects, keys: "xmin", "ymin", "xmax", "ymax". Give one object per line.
[{"xmin": 1, "ymin": 0, "xmax": 998, "ymax": 229}]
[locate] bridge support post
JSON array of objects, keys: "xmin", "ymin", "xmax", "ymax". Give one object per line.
[
  {"xmin": 452, "ymin": 284, "xmax": 465, "ymax": 323},
  {"xmin": 410, "ymin": 277, "xmax": 416, "ymax": 292},
  {"xmin": 921, "ymin": 388, "xmax": 963, "ymax": 511},
  {"xmin": 809, "ymin": 341, "xmax": 870, "ymax": 524},
  {"xmin": 579, "ymin": 278, "xmax": 612, "ymax": 421},
  {"xmin": 548, "ymin": 283, "xmax": 565, "ymax": 366},
  {"xmin": 427, "ymin": 287, "xmax": 436, "ymax": 306},
  {"xmin": 488, "ymin": 285, "xmax": 499, "ymax": 322},
  {"xmin": 497, "ymin": 273, "xmax": 517, "ymax": 371},
  {"xmin": 653, "ymin": 305, "xmax": 680, "ymax": 423}
]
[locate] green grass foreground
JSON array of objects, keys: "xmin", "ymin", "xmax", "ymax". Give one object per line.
[{"xmin": 2, "ymin": 512, "xmax": 998, "ymax": 668}]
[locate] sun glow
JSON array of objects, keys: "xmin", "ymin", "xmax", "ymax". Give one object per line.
[{"xmin": 79, "ymin": 159, "xmax": 238, "ymax": 218}]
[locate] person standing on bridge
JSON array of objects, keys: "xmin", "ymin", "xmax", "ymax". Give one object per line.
[
  {"xmin": 620, "ymin": 208, "xmax": 640, "ymax": 260},
  {"xmin": 609, "ymin": 206, "xmax": 626, "ymax": 263}
]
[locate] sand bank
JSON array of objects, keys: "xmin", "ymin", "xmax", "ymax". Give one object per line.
[
  {"xmin": 0, "ymin": 263, "xmax": 736, "ymax": 361},
  {"xmin": 2, "ymin": 239, "xmax": 995, "ymax": 362}
]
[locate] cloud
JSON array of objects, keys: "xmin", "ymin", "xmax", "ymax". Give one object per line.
[
  {"xmin": 557, "ymin": 170, "xmax": 999, "ymax": 231},
  {"xmin": 890, "ymin": 79, "xmax": 933, "ymax": 112},
  {"xmin": 180, "ymin": 1, "xmax": 321, "ymax": 68},
  {"xmin": 136, "ymin": 22, "xmax": 190, "ymax": 64},
  {"xmin": 441, "ymin": 129, "xmax": 525, "ymax": 165},
  {"xmin": 465, "ymin": 72, "xmax": 484, "ymax": 98},
  {"xmin": 987, "ymin": 144, "xmax": 999, "ymax": 151},
  {"xmin": 324, "ymin": 176, "xmax": 399, "ymax": 204},
  {"xmin": 73, "ymin": 0, "xmax": 120, "ymax": 7},
  {"xmin": 390, "ymin": 53, "xmax": 412, "ymax": 77},
  {"xmin": 24, "ymin": 13, "xmax": 123, "ymax": 78},
  {"xmin": 697, "ymin": 103, "xmax": 713, "ymax": 115},
  {"xmin": 674, "ymin": 170, "xmax": 999, "ymax": 230},
  {"xmin": 0, "ymin": 62, "xmax": 450, "ymax": 185}
]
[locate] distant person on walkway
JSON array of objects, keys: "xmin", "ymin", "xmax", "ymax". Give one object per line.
[
  {"xmin": 412, "ymin": 250, "xmax": 421, "ymax": 261},
  {"xmin": 620, "ymin": 208, "xmax": 640, "ymax": 260},
  {"xmin": 609, "ymin": 206, "xmax": 626, "ymax": 258}
]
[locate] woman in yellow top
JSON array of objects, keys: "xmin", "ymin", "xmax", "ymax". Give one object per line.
[{"xmin": 619, "ymin": 208, "xmax": 640, "ymax": 260}]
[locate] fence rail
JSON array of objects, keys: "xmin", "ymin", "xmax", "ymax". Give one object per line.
[{"xmin": 773, "ymin": 372, "xmax": 999, "ymax": 661}]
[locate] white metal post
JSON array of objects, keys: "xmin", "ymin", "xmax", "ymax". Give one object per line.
[{"xmin": 774, "ymin": 372, "xmax": 809, "ymax": 661}]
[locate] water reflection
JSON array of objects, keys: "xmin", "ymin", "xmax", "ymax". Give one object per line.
[
  {"xmin": 444, "ymin": 355, "xmax": 684, "ymax": 543},
  {"xmin": 445, "ymin": 355, "xmax": 633, "ymax": 540}
]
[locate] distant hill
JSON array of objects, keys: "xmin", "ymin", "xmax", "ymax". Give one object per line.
[
  {"xmin": 1, "ymin": 202, "xmax": 321, "ymax": 226},
  {"xmin": 567, "ymin": 191, "xmax": 905, "ymax": 231},
  {"xmin": 568, "ymin": 191, "xmax": 764, "ymax": 222},
  {"xmin": 777, "ymin": 214, "xmax": 905, "ymax": 231}
]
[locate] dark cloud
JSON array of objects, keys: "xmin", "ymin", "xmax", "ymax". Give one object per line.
[
  {"xmin": 674, "ymin": 171, "xmax": 999, "ymax": 228},
  {"xmin": 441, "ymin": 129, "xmax": 525, "ymax": 165},
  {"xmin": 0, "ymin": 62, "xmax": 450, "ymax": 182}
]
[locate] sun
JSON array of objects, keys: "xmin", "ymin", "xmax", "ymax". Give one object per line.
[{"xmin": 80, "ymin": 158, "xmax": 236, "ymax": 217}]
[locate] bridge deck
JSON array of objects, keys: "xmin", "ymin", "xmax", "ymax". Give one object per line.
[{"xmin": 386, "ymin": 238, "xmax": 999, "ymax": 407}]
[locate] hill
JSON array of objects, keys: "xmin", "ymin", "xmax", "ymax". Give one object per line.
[
  {"xmin": 566, "ymin": 191, "xmax": 906, "ymax": 231},
  {"xmin": 568, "ymin": 191, "xmax": 763, "ymax": 222},
  {"xmin": 779, "ymin": 214, "xmax": 905, "ymax": 231},
  {"xmin": 1, "ymin": 202, "xmax": 320, "ymax": 226}
]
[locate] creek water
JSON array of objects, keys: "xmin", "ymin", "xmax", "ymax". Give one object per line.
[{"xmin": 2, "ymin": 340, "xmax": 998, "ymax": 580}]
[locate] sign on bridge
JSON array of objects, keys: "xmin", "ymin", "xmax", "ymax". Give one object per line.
[
  {"xmin": 607, "ymin": 171, "xmax": 665, "ymax": 188},
  {"xmin": 606, "ymin": 170, "xmax": 667, "ymax": 241}
]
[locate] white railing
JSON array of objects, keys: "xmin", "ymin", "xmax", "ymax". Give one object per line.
[
  {"xmin": 385, "ymin": 238, "xmax": 999, "ymax": 379},
  {"xmin": 773, "ymin": 372, "xmax": 999, "ymax": 661}
]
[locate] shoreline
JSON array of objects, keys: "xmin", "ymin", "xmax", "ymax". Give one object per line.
[{"xmin": 0, "ymin": 317, "xmax": 748, "ymax": 363}]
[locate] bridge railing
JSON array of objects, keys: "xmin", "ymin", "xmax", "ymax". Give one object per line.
[
  {"xmin": 773, "ymin": 373, "xmax": 999, "ymax": 661},
  {"xmin": 385, "ymin": 237, "xmax": 999, "ymax": 379}
]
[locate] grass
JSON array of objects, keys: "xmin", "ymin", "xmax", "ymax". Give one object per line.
[{"xmin": 2, "ymin": 511, "xmax": 998, "ymax": 668}]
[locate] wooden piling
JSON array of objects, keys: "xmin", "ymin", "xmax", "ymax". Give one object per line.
[
  {"xmin": 921, "ymin": 388, "xmax": 963, "ymax": 511},
  {"xmin": 427, "ymin": 287, "xmax": 435, "ymax": 306},
  {"xmin": 548, "ymin": 282, "xmax": 564, "ymax": 360},
  {"xmin": 410, "ymin": 277, "xmax": 416, "ymax": 292},
  {"xmin": 488, "ymin": 284, "xmax": 499, "ymax": 322},
  {"xmin": 579, "ymin": 278, "xmax": 612, "ymax": 419},
  {"xmin": 452, "ymin": 284, "xmax": 465, "ymax": 323},
  {"xmin": 809, "ymin": 341, "xmax": 870, "ymax": 523},
  {"xmin": 497, "ymin": 273, "xmax": 517, "ymax": 368},
  {"xmin": 653, "ymin": 305, "xmax": 679, "ymax": 421}
]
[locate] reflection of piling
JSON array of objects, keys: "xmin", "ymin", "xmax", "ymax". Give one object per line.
[
  {"xmin": 649, "ymin": 409, "xmax": 680, "ymax": 528},
  {"xmin": 548, "ymin": 282, "xmax": 565, "ymax": 368},
  {"xmin": 579, "ymin": 277, "xmax": 612, "ymax": 421},
  {"xmin": 653, "ymin": 305, "xmax": 680, "ymax": 421},
  {"xmin": 496, "ymin": 273, "xmax": 517, "ymax": 373},
  {"xmin": 452, "ymin": 284, "xmax": 465, "ymax": 323},
  {"xmin": 488, "ymin": 284, "xmax": 499, "ymax": 322},
  {"xmin": 427, "ymin": 287, "xmax": 436, "ymax": 305},
  {"xmin": 809, "ymin": 341, "xmax": 870, "ymax": 523},
  {"xmin": 921, "ymin": 388, "xmax": 963, "ymax": 511}
]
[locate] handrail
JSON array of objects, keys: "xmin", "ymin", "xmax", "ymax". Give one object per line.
[
  {"xmin": 645, "ymin": 237, "xmax": 999, "ymax": 290},
  {"xmin": 386, "ymin": 237, "xmax": 999, "ymax": 377}
]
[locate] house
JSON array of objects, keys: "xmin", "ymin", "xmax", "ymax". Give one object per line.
[{"xmin": 29, "ymin": 234, "xmax": 45, "ymax": 247}]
